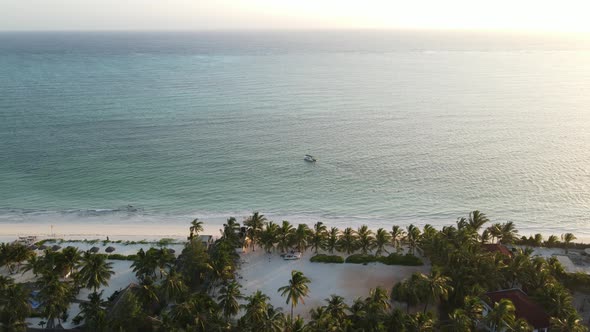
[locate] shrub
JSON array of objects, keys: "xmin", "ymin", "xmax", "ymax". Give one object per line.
[
  {"xmin": 563, "ymin": 272, "xmax": 590, "ymax": 292},
  {"xmin": 345, "ymin": 254, "xmax": 377, "ymax": 264},
  {"xmin": 107, "ymin": 254, "xmax": 136, "ymax": 261},
  {"xmin": 344, "ymin": 253, "xmax": 424, "ymax": 266},
  {"xmin": 310, "ymin": 254, "xmax": 344, "ymax": 264}
]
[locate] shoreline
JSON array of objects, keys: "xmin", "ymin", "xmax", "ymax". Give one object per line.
[{"xmin": 1, "ymin": 217, "xmax": 589, "ymax": 244}]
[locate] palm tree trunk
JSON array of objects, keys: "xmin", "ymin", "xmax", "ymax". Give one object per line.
[{"xmin": 291, "ymin": 302, "xmax": 294, "ymax": 321}]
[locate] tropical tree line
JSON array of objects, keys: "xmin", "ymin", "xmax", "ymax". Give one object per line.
[
  {"xmin": 0, "ymin": 243, "xmax": 115, "ymax": 330},
  {"xmin": 1, "ymin": 211, "xmax": 589, "ymax": 331},
  {"xmin": 244, "ymin": 212, "xmax": 425, "ymax": 256}
]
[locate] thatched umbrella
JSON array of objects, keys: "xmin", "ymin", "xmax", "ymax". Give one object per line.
[
  {"xmin": 38, "ymin": 245, "xmax": 48, "ymax": 250},
  {"xmin": 89, "ymin": 246, "xmax": 100, "ymax": 253},
  {"xmin": 51, "ymin": 245, "xmax": 62, "ymax": 251},
  {"xmin": 105, "ymin": 246, "xmax": 116, "ymax": 253}
]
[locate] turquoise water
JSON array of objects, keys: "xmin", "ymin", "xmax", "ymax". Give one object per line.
[{"xmin": 1, "ymin": 31, "xmax": 590, "ymax": 235}]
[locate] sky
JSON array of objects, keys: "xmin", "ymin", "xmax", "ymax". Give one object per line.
[{"xmin": 1, "ymin": 0, "xmax": 590, "ymax": 32}]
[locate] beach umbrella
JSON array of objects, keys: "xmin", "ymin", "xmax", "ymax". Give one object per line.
[
  {"xmin": 105, "ymin": 246, "xmax": 116, "ymax": 253},
  {"xmin": 90, "ymin": 247, "xmax": 100, "ymax": 253},
  {"xmin": 51, "ymin": 245, "xmax": 62, "ymax": 251}
]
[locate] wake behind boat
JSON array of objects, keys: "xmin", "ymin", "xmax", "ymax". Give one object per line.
[{"xmin": 304, "ymin": 154, "xmax": 317, "ymax": 162}]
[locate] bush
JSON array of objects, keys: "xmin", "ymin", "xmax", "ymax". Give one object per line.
[
  {"xmin": 310, "ymin": 254, "xmax": 344, "ymax": 264},
  {"xmin": 345, "ymin": 254, "xmax": 377, "ymax": 264},
  {"xmin": 563, "ymin": 272, "xmax": 590, "ymax": 292},
  {"xmin": 344, "ymin": 253, "xmax": 424, "ymax": 266},
  {"xmin": 379, "ymin": 253, "xmax": 423, "ymax": 266},
  {"xmin": 107, "ymin": 254, "xmax": 136, "ymax": 261}
]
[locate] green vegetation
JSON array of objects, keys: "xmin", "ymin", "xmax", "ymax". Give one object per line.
[
  {"xmin": 2, "ymin": 210, "xmax": 589, "ymax": 332},
  {"xmin": 107, "ymin": 253, "xmax": 136, "ymax": 261},
  {"xmin": 344, "ymin": 253, "xmax": 423, "ymax": 266},
  {"xmin": 310, "ymin": 254, "xmax": 344, "ymax": 263}
]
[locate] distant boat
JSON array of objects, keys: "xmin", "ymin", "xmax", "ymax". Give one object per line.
[{"xmin": 304, "ymin": 154, "xmax": 317, "ymax": 162}]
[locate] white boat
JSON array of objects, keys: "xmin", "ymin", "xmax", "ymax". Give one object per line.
[
  {"xmin": 284, "ymin": 252, "xmax": 302, "ymax": 260},
  {"xmin": 304, "ymin": 154, "xmax": 317, "ymax": 162}
]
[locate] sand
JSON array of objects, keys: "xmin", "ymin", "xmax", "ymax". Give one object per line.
[{"xmin": 238, "ymin": 249, "xmax": 429, "ymax": 318}]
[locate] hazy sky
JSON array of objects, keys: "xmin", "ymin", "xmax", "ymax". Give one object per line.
[{"xmin": 2, "ymin": 0, "xmax": 590, "ymax": 32}]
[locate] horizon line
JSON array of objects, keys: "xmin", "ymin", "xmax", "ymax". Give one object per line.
[{"xmin": 1, "ymin": 28, "xmax": 589, "ymax": 35}]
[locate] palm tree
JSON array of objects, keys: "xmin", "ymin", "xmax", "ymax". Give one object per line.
[
  {"xmin": 390, "ymin": 225, "xmax": 406, "ymax": 252},
  {"xmin": 485, "ymin": 298, "xmax": 516, "ymax": 332},
  {"xmin": 61, "ymin": 246, "xmax": 82, "ymax": 277},
  {"xmin": 406, "ymin": 224, "xmax": 421, "ymax": 255},
  {"xmin": 356, "ymin": 225, "xmax": 375, "ymax": 255},
  {"xmin": 260, "ymin": 305, "xmax": 286, "ymax": 332},
  {"xmin": 406, "ymin": 312, "xmax": 435, "ymax": 332},
  {"xmin": 217, "ymin": 281, "xmax": 243, "ymax": 321},
  {"xmin": 499, "ymin": 221, "xmax": 519, "ymax": 244},
  {"xmin": 462, "ymin": 295, "xmax": 484, "ymax": 323},
  {"xmin": 131, "ymin": 248, "xmax": 158, "ymax": 280},
  {"xmin": 75, "ymin": 291, "xmax": 108, "ymax": 331},
  {"xmin": 78, "ymin": 252, "xmax": 115, "ymax": 292},
  {"xmin": 512, "ymin": 318, "xmax": 533, "ymax": 332},
  {"xmin": 278, "ymin": 270, "xmax": 311, "ymax": 320},
  {"xmin": 293, "ymin": 224, "xmax": 310, "ymax": 252},
  {"xmin": 221, "ymin": 217, "xmax": 241, "ymax": 247},
  {"xmin": 468, "ymin": 210, "xmax": 489, "ymax": 233},
  {"xmin": 137, "ymin": 277, "xmax": 160, "ymax": 311},
  {"xmin": 309, "ymin": 222, "xmax": 327, "ymax": 254},
  {"xmin": 550, "ymin": 313, "xmax": 589, "ymax": 332},
  {"xmin": 446, "ymin": 309, "xmax": 472, "ymax": 332},
  {"xmin": 38, "ymin": 273, "xmax": 73, "ymax": 329},
  {"xmin": 391, "ymin": 274, "xmax": 423, "ymax": 313},
  {"xmin": 0, "ymin": 283, "xmax": 31, "ymax": 330},
  {"xmin": 375, "ymin": 228, "xmax": 392, "ymax": 257},
  {"xmin": 546, "ymin": 235, "xmax": 559, "ymax": 248},
  {"xmin": 365, "ymin": 286, "xmax": 391, "ymax": 313},
  {"xmin": 561, "ymin": 233, "xmax": 576, "ymax": 254},
  {"xmin": 160, "ymin": 270, "xmax": 188, "ymax": 303},
  {"xmin": 21, "ymin": 254, "xmax": 45, "ymax": 277},
  {"xmin": 154, "ymin": 248, "xmax": 176, "ymax": 278},
  {"xmin": 536, "ymin": 282, "xmax": 574, "ymax": 318},
  {"xmin": 421, "ymin": 270, "xmax": 452, "ymax": 313},
  {"xmin": 338, "ymin": 227, "xmax": 358, "ymax": 254},
  {"xmin": 241, "ymin": 291, "xmax": 271, "ymax": 328},
  {"xmin": 189, "ymin": 218, "xmax": 204, "ymax": 240},
  {"xmin": 532, "ymin": 233, "xmax": 543, "ymax": 247},
  {"xmin": 487, "ymin": 223, "xmax": 503, "ymax": 243},
  {"xmin": 325, "ymin": 294, "xmax": 349, "ymax": 321},
  {"xmin": 325, "ymin": 227, "xmax": 340, "ymax": 254},
  {"xmin": 277, "ymin": 221, "xmax": 295, "ymax": 253},
  {"xmin": 245, "ymin": 212, "xmax": 267, "ymax": 251},
  {"xmin": 259, "ymin": 221, "xmax": 279, "ymax": 253}
]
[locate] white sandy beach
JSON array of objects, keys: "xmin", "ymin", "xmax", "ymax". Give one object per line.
[{"xmin": 238, "ymin": 249, "xmax": 429, "ymax": 318}]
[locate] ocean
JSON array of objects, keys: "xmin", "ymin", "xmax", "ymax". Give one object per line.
[{"xmin": 1, "ymin": 31, "xmax": 590, "ymax": 237}]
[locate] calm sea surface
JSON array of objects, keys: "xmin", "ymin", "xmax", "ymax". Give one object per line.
[{"xmin": 1, "ymin": 31, "xmax": 590, "ymax": 235}]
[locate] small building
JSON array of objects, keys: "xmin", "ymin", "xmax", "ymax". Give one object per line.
[
  {"xmin": 15, "ymin": 236, "xmax": 38, "ymax": 246},
  {"xmin": 483, "ymin": 243, "xmax": 513, "ymax": 258},
  {"xmin": 198, "ymin": 235, "xmax": 214, "ymax": 249},
  {"xmin": 482, "ymin": 288, "xmax": 550, "ymax": 332}
]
